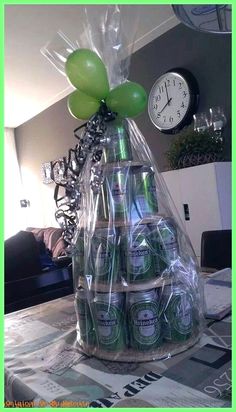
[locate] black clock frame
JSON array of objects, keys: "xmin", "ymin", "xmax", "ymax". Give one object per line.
[{"xmin": 149, "ymin": 68, "xmax": 199, "ymax": 134}]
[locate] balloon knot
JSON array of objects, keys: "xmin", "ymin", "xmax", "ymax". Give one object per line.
[{"xmin": 98, "ymin": 101, "xmax": 117, "ymax": 122}]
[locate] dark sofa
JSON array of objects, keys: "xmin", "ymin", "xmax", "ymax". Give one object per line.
[{"xmin": 5, "ymin": 228, "xmax": 73, "ymax": 314}]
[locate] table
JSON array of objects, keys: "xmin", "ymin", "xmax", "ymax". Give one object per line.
[{"xmin": 5, "ymin": 295, "xmax": 231, "ymax": 408}]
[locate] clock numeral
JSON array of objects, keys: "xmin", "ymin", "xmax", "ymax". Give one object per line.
[
  {"xmin": 156, "ymin": 112, "xmax": 161, "ymax": 118},
  {"xmin": 169, "ymin": 116, "xmax": 174, "ymax": 123},
  {"xmin": 183, "ymin": 91, "xmax": 187, "ymax": 98},
  {"xmin": 173, "ymin": 79, "xmax": 176, "ymax": 87},
  {"xmin": 181, "ymin": 101, "xmax": 185, "ymax": 108},
  {"xmin": 153, "ymin": 104, "xmax": 158, "ymax": 110},
  {"xmin": 177, "ymin": 110, "xmax": 181, "ymax": 118},
  {"xmin": 179, "ymin": 82, "xmax": 182, "ymax": 89},
  {"xmin": 159, "ymin": 86, "xmax": 164, "ymax": 94},
  {"xmin": 166, "ymin": 79, "xmax": 170, "ymax": 87},
  {"xmin": 155, "ymin": 95, "xmax": 161, "ymax": 102},
  {"xmin": 163, "ymin": 115, "xmax": 166, "ymax": 122}
]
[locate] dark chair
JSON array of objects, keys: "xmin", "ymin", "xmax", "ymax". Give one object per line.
[
  {"xmin": 5, "ymin": 231, "xmax": 73, "ymax": 314},
  {"xmin": 201, "ymin": 230, "xmax": 232, "ymax": 270}
]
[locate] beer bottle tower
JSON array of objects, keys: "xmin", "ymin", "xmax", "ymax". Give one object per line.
[{"xmin": 74, "ymin": 117, "xmax": 203, "ymax": 362}]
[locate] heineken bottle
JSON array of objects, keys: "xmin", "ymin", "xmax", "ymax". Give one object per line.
[
  {"xmin": 75, "ymin": 287, "xmax": 95, "ymax": 346},
  {"xmin": 103, "ymin": 118, "xmax": 133, "ymax": 163},
  {"xmin": 128, "ymin": 289, "xmax": 162, "ymax": 351},
  {"xmin": 161, "ymin": 285, "xmax": 193, "ymax": 342},
  {"xmin": 122, "ymin": 225, "xmax": 155, "ymax": 283},
  {"xmin": 93, "ymin": 292, "xmax": 126, "ymax": 351}
]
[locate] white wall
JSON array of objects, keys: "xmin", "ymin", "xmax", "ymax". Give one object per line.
[
  {"xmin": 4, "ymin": 128, "xmax": 25, "ymax": 238},
  {"xmin": 15, "ymin": 98, "xmax": 82, "ymax": 229},
  {"xmin": 14, "ymin": 24, "xmax": 231, "ymax": 229}
]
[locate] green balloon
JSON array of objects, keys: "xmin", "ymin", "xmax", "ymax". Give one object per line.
[
  {"xmin": 67, "ymin": 90, "xmax": 100, "ymax": 120},
  {"xmin": 65, "ymin": 49, "xmax": 109, "ymax": 100},
  {"xmin": 106, "ymin": 82, "xmax": 147, "ymax": 118}
]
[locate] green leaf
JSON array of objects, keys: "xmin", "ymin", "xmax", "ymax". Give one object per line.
[{"xmin": 165, "ymin": 126, "xmax": 224, "ymax": 170}]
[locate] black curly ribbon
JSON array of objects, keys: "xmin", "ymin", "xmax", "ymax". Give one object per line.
[{"xmin": 51, "ymin": 103, "xmax": 116, "ymax": 252}]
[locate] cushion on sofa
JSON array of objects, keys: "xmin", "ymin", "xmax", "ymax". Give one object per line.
[
  {"xmin": 27, "ymin": 227, "xmax": 45, "ymax": 242},
  {"xmin": 43, "ymin": 227, "xmax": 63, "ymax": 252},
  {"xmin": 27, "ymin": 227, "xmax": 66, "ymax": 256},
  {"xmin": 52, "ymin": 236, "xmax": 67, "ymax": 257}
]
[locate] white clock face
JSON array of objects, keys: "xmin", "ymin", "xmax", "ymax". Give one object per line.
[{"xmin": 148, "ymin": 72, "xmax": 191, "ymax": 131}]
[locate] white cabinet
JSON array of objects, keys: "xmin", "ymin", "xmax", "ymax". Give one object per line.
[{"xmin": 161, "ymin": 162, "xmax": 231, "ymax": 259}]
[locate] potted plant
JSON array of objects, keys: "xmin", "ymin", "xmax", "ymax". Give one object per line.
[{"xmin": 166, "ymin": 127, "xmax": 224, "ymax": 170}]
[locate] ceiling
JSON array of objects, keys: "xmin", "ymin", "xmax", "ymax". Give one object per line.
[{"xmin": 5, "ymin": 5, "xmax": 179, "ymax": 128}]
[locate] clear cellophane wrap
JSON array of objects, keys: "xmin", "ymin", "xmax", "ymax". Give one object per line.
[{"xmin": 42, "ymin": 5, "xmax": 204, "ymax": 362}]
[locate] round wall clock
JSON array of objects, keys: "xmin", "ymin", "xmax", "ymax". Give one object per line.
[{"xmin": 148, "ymin": 68, "xmax": 199, "ymax": 134}]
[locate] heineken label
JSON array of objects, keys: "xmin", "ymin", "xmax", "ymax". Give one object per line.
[
  {"xmin": 96, "ymin": 303, "xmax": 122, "ymax": 346},
  {"xmin": 129, "ymin": 301, "xmax": 161, "ymax": 346},
  {"xmin": 128, "ymin": 239, "xmax": 152, "ymax": 275}
]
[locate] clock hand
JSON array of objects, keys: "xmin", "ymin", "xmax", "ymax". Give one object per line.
[
  {"xmin": 165, "ymin": 82, "xmax": 170, "ymax": 105},
  {"xmin": 158, "ymin": 98, "xmax": 172, "ymax": 115}
]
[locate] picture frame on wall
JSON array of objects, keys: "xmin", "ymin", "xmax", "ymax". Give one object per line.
[
  {"xmin": 41, "ymin": 157, "xmax": 68, "ymax": 185},
  {"xmin": 41, "ymin": 162, "xmax": 53, "ymax": 184},
  {"xmin": 51, "ymin": 157, "xmax": 67, "ymax": 185}
]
